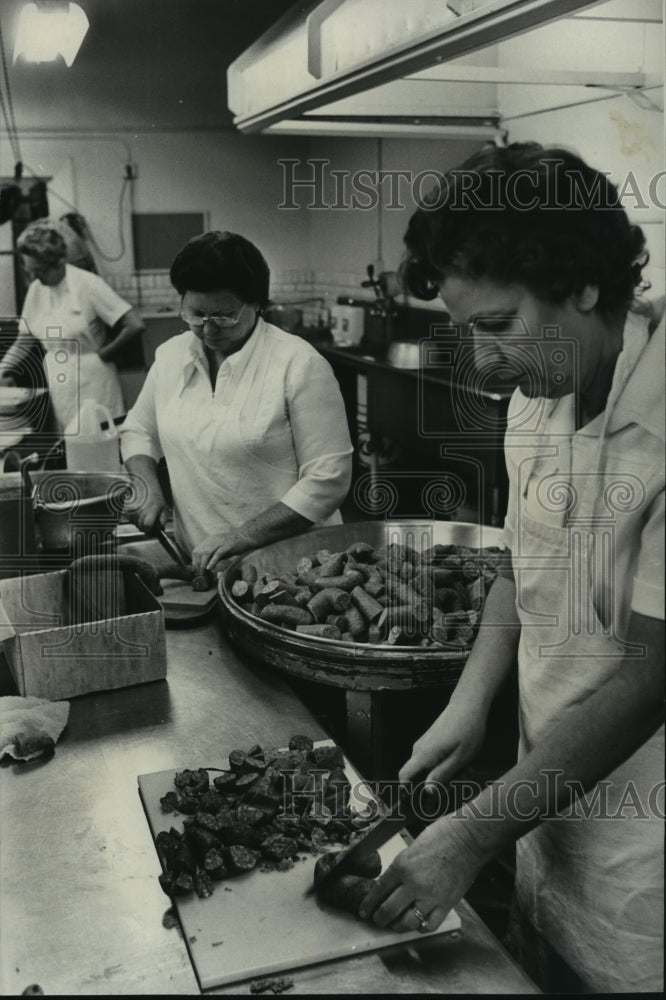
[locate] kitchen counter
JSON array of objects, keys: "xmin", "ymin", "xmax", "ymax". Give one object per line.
[
  {"xmin": 317, "ymin": 339, "xmax": 513, "ymax": 399},
  {"xmin": 0, "ymin": 616, "xmax": 538, "ymax": 996}
]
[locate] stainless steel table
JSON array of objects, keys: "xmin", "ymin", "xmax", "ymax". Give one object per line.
[{"xmin": 0, "ymin": 618, "xmax": 538, "ymax": 995}]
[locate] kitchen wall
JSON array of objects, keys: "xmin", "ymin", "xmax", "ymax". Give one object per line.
[
  {"xmin": 0, "ymin": 130, "xmax": 317, "ymax": 315},
  {"xmin": 299, "ymin": 135, "xmax": 486, "ymax": 312},
  {"xmin": 2, "ymin": 2, "xmax": 661, "ymax": 319},
  {"xmin": 1, "ymin": 127, "xmax": 484, "ymax": 324},
  {"xmin": 498, "ymin": 17, "xmax": 665, "ymax": 293}
]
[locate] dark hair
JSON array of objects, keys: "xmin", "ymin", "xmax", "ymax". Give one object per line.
[
  {"xmin": 170, "ymin": 230, "xmax": 270, "ymax": 308},
  {"xmin": 400, "ymin": 142, "xmax": 648, "ymax": 315}
]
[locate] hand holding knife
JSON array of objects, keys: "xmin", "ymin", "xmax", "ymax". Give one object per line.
[
  {"xmin": 306, "ymin": 784, "xmax": 414, "ymax": 897},
  {"xmin": 152, "ymin": 525, "xmax": 190, "ymax": 570}
]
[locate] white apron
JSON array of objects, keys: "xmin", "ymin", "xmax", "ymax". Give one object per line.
[
  {"xmin": 514, "ymin": 506, "xmax": 664, "ymax": 993},
  {"xmin": 43, "ymin": 349, "xmax": 124, "ymax": 433},
  {"xmin": 510, "ymin": 306, "xmax": 664, "ymax": 992},
  {"xmin": 24, "ymin": 279, "xmax": 125, "ymax": 432}
]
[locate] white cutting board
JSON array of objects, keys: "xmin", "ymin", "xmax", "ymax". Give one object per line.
[
  {"xmin": 118, "ymin": 537, "xmax": 217, "ymax": 618},
  {"xmin": 158, "ymin": 578, "xmax": 217, "ymax": 613},
  {"xmin": 138, "ymin": 744, "xmax": 461, "ymax": 990}
]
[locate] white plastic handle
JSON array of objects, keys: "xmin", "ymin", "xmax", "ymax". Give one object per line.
[{"xmin": 94, "ymin": 402, "xmax": 116, "ymax": 434}]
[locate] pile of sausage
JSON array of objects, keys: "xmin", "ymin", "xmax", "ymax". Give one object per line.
[
  {"xmin": 229, "ymin": 540, "xmax": 504, "ymax": 648},
  {"xmin": 155, "ymin": 735, "xmax": 375, "ymax": 902}
]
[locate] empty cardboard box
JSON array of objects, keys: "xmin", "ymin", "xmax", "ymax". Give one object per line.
[{"xmin": 0, "ymin": 569, "xmax": 166, "ymax": 700}]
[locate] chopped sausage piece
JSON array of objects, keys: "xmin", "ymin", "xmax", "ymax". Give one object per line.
[
  {"xmin": 308, "ymin": 745, "xmax": 344, "ymax": 769},
  {"xmin": 197, "ymin": 791, "xmax": 225, "ymax": 814},
  {"xmin": 316, "ymin": 874, "xmax": 374, "ymax": 915},
  {"xmin": 203, "ymin": 848, "xmax": 228, "ymax": 880},
  {"xmin": 159, "ymin": 871, "xmax": 194, "ymax": 898},
  {"xmin": 171, "ymin": 843, "xmax": 198, "ymax": 878},
  {"xmin": 260, "ymin": 604, "xmax": 314, "ymax": 628},
  {"xmin": 174, "ymin": 768, "xmax": 209, "ymax": 794},
  {"xmin": 289, "ymin": 735, "xmax": 314, "ymax": 752},
  {"xmin": 219, "ymin": 822, "xmax": 265, "ymax": 850},
  {"xmin": 316, "ymin": 553, "xmax": 347, "ymax": 577},
  {"xmin": 244, "ymin": 755, "xmax": 268, "ymax": 774},
  {"xmin": 213, "ymin": 771, "xmax": 238, "ymax": 793},
  {"xmin": 313, "ymin": 848, "xmax": 382, "ymax": 885},
  {"xmin": 155, "ymin": 829, "xmax": 181, "ymax": 866},
  {"xmin": 229, "ymin": 749, "xmax": 247, "ymax": 772},
  {"xmin": 194, "ymin": 870, "xmax": 215, "ymax": 898},
  {"xmin": 175, "ymin": 794, "xmax": 200, "ymax": 815},
  {"xmin": 184, "ymin": 824, "xmax": 223, "ymax": 862},
  {"xmin": 312, "ymin": 571, "xmax": 364, "ymax": 593},
  {"xmin": 296, "ymin": 623, "xmax": 341, "ymax": 639},
  {"xmin": 235, "ymin": 772, "xmax": 260, "ymax": 792},
  {"xmin": 224, "ymin": 845, "xmax": 261, "ymax": 874},
  {"xmin": 237, "ymin": 804, "xmax": 265, "ymax": 826},
  {"xmin": 261, "ymin": 834, "xmax": 300, "ymax": 862},
  {"xmin": 242, "ymin": 563, "xmax": 259, "ymax": 586},
  {"xmin": 231, "ymin": 579, "xmax": 251, "ymax": 600},
  {"xmin": 160, "ymin": 791, "xmax": 180, "ymax": 814}
]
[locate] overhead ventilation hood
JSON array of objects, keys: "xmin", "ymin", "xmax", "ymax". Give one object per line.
[{"xmin": 227, "ymin": 0, "xmax": 662, "ymax": 139}]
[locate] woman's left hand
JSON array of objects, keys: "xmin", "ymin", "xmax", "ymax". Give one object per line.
[
  {"xmin": 358, "ymin": 813, "xmax": 489, "ymax": 933},
  {"xmin": 191, "ymin": 530, "xmax": 254, "ymax": 575}
]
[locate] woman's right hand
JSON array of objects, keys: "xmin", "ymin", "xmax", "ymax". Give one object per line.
[
  {"xmin": 125, "ymin": 488, "xmax": 170, "ymax": 536},
  {"xmin": 399, "ymin": 698, "xmax": 488, "ymax": 788}
]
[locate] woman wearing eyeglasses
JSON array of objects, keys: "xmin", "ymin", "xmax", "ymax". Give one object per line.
[
  {"xmin": 120, "ymin": 230, "xmax": 353, "ymax": 573},
  {"xmin": 0, "ymin": 217, "xmax": 145, "ymax": 431}
]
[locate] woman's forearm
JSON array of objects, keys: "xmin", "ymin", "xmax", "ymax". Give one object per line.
[
  {"xmin": 449, "ymin": 572, "xmax": 521, "ymax": 715},
  {"xmin": 456, "ymin": 610, "xmax": 664, "ymax": 862},
  {"xmin": 235, "ymin": 502, "xmax": 312, "ymax": 551},
  {"xmin": 124, "ymin": 454, "xmax": 164, "ymax": 503},
  {"xmin": 99, "ymin": 308, "xmax": 145, "ymax": 362}
]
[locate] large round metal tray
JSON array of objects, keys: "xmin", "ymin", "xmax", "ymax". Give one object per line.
[{"xmin": 218, "ymin": 520, "xmax": 504, "ymax": 692}]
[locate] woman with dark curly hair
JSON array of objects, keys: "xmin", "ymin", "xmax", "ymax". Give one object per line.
[
  {"xmin": 120, "ymin": 231, "xmax": 352, "ymax": 572},
  {"xmin": 360, "ymin": 144, "xmax": 664, "ymax": 994}
]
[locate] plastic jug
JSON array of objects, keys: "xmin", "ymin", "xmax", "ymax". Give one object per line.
[
  {"xmin": 330, "ymin": 304, "xmax": 364, "ymax": 346},
  {"xmin": 64, "ymin": 398, "xmax": 122, "ymax": 472}
]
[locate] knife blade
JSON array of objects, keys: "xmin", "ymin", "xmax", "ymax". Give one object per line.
[
  {"xmin": 305, "ymin": 785, "xmax": 411, "ymax": 897},
  {"xmin": 153, "ymin": 526, "xmax": 190, "ymax": 569}
]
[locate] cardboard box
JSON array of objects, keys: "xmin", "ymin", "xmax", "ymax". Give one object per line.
[{"xmin": 0, "ymin": 569, "xmax": 166, "ymax": 700}]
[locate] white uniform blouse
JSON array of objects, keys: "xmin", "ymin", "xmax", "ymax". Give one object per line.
[
  {"xmin": 120, "ymin": 318, "xmax": 354, "ymax": 553},
  {"xmin": 20, "ymin": 263, "xmax": 129, "ymax": 429}
]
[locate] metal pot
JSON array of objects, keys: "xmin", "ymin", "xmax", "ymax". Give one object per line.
[
  {"xmin": 0, "ymin": 473, "xmax": 39, "ymax": 578},
  {"xmin": 30, "ymin": 470, "xmax": 131, "ymax": 552}
]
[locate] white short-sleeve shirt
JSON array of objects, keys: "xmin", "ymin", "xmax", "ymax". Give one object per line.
[{"xmin": 120, "ymin": 318, "xmax": 354, "ymax": 553}]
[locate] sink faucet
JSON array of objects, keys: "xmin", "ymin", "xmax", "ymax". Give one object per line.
[
  {"xmin": 362, "ymin": 264, "xmax": 398, "ymax": 347},
  {"xmin": 1, "ymin": 450, "xmax": 40, "ymax": 498}
]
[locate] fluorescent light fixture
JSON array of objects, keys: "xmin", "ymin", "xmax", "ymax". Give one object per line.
[
  {"xmin": 263, "ymin": 119, "xmax": 503, "ymax": 141},
  {"xmin": 13, "ymin": 1, "xmax": 89, "ymax": 67}
]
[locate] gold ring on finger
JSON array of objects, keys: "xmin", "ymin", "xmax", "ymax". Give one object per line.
[{"xmin": 409, "ymin": 903, "xmax": 430, "ymax": 932}]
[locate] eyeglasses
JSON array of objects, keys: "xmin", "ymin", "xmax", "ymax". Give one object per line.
[{"xmin": 181, "ymin": 304, "xmax": 245, "ymax": 328}]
